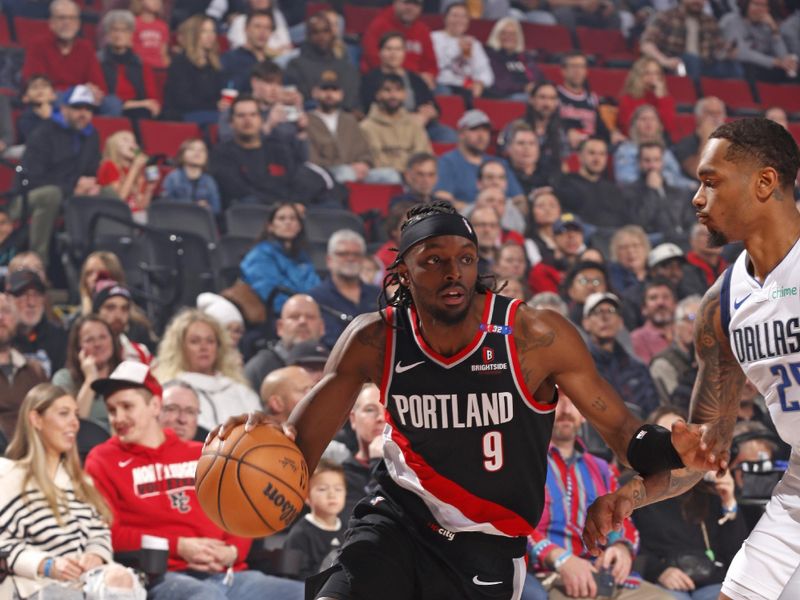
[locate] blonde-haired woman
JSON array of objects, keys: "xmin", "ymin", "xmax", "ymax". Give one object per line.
[
  {"xmin": 618, "ymin": 57, "xmax": 677, "ymax": 139},
  {"xmin": 608, "ymin": 225, "xmax": 651, "ymax": 293},
  {"xmin": 163, "ymin": 15, "xmax": 223, "ymax": 124},
  {"xmin": 0, "ymin": 384, "xmax": 145, "ymax": 599},
  {"xmin": 154, "ymin": 309, "xmax": 259, "ymax": 432},
  {"xmin": 484, "ymin": 17, "xmax": 543, "ymax": 100},
  {"xmin": 97, "ymin": 131, "xmax": 156, "ymax": 221}
]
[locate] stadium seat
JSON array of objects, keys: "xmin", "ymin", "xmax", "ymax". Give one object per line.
[
  {"xmin": 788, "ymin": 122, "xmax": 800, "ymax": 145},
  {"xmin": 699, "ymin": 78, "xmax": 760, "ymax": 115},
  {"xmin": 673, "ymin": 113, "xmax": 697, "ymax": 140},
  {"xmin": 473, "ymin": 98, "xmax": 526, "ymax": 130},
  {"xmin": 305, "ymin": 208, "xmax": 365, "ymax": 244},
  {"xmin": 436, "ymin": 95, "xmax": 465, "ymax": 129},
  {"xmin": 521, "ymin": 23, "xmax": 573, "ymax": 60},
  {"xmin": 756, "ymin": 82, "xmax": 800, "ymax": 115},
  {"xmin": 575, "ymin": 27, "xmax": 635, "ymax": 67},
  {"xmin": 139, "ymin": 119, "xmax": 201, "ymax": 157},
  {"xmin": 147, "ymin": 201, "xmax": 219, "ymax": 244},
  {"xmin": 81, "ymin": 21, "xmax": 97, "ymax": 44},
  {"xmin": 586, "ymin": 67, "xmax": 627, "ymax": 100},
  {"xmin": 216, "ymin": 234, "xmax": 253, "ymax": 288},
  {"xmin": 467, "ymin": 19, "xmax": 495, "ymax": 43},
  {"xmin": 432, "ymin": 142, "xmax": 456, "ymax": 156},
  {"xmin": 92, "ymin": 116, "xmax": 133, "ymax": 147},
  {"xmin": 0, "ymin": 18, "xmax": 14, "ymax": 47},
  {"xmin": 665, "ymin": 74, "xmax": 698, "ymax": 112},
  {"xmin": 537, "ymin": 63, "xmax": 562, "ymax": 84},
  {"xmin": 13, "ymin": 17, "xmax": 49, "ymax": 48},
  {"xmin": 151, "ymin": 67, "xmax": 167, "ymax": 103},
  {"xmin": 345, "ymin": 182, "xmax": 402, "ymax": 217},
  {"xmin": 0, "ymin": 160, "xmax": 16, "ymax": 194},
  {"xmin": 419, "ymin": 14, "xmax": 444, "ymax": 30},
  {"xmin": 343, "ymin": 5, "xmax": 380, "ymax": 37},
  {"xmin": 225, "ymin": 204, "xmax": 271, "ymax": 238},
  {"xmin": 173, "ymin": 230, "xmax": 217, "ymax": 305},
  {"xmin": 61, "ymin": 196, "xmax": 134, "ymax": 269}
]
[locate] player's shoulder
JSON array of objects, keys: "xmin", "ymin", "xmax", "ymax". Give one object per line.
[{"xmin": 512, "ymin": 303, "xmax": 575, "ymax": 348}]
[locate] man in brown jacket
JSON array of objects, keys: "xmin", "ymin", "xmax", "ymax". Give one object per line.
[
  {"xmin": 359, "ymin": 73, "xmax": 432, "ymax": 180},
  {"xmin": 307, "ymin": 71, "xmax": 399, "ymax": 185},
  {"xmin": 0, "ymin": 293, "xmax": 47, "ymax": 442}
]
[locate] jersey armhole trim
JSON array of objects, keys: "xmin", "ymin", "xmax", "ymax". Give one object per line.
[
  {"xmin": 507, "ymin": 299, "xmax": 556, "ymax": 414},
  {"xmin": 720, "ymin": 265, "xmax": 733, "ymax": 339},
  {"xmin": 379, "ymin": 306, "xmax": 395, "ymax": 408}
]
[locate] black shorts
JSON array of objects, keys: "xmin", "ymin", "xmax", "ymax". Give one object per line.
[{"xmin": 305, "ymin": 475, "xmax": 527, "ymax": 600}]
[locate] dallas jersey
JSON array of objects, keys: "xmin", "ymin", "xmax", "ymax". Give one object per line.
[
  {"xmin": 379, "ymin": 291, "xmax": 556, "ymax": 538},
  {"xmin": 721, "ymin": 240, "xmax": 800, "ymax": 600}
]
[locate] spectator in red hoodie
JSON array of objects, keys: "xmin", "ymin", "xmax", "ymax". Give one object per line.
[
  {"xmin": 685, "ymin": 222, "xmax": 728, "ymax": 288},
  {"xmin": 360, "ymin": 0, "xmax": 438, "ymax": 88},
  {"xmin": 84, "ymin": 361, "xmax": 304, "ymax": 600},
  {"xmin": 22, "ymin": 0, "xmax": 106, "ymax": 102}
]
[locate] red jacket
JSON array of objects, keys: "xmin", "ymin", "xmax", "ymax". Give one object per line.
[
  {"xmin": 360, "ymin": 6, "xmax": 438, "ymax": 78},
  {"xmin": 84, "ymin": 429, "xmax": 251, "ymax": 572},
  {"xmin": 23, "ymin": 31, "xmax": 107, "ymax": 92}
]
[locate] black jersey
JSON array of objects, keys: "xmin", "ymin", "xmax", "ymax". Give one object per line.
[{"xmin": 380, "ymin": 291, "xmax": 556, "ymax": 538}]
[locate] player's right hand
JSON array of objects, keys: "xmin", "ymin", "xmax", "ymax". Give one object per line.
[{"xmin": 208, "ymin": 412, "xmax": 296, "ymax": 443}]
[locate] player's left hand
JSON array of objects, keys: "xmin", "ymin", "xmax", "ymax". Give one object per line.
[
  {"xmin": 671, "ymin": 419, "xmax": 729, "ymax": 475},
  {"xmin": 582, "ymin": 489, "xmax": 634, "ymax": 557}
]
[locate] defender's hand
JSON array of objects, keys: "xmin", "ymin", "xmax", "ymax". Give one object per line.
[
  {"xmin": 582, "ymin": 490, "xmax": 634, "ymax": 557},
  {"xmin": 671, "ymin": 420, "xmax": 728, "ymax": 474}
]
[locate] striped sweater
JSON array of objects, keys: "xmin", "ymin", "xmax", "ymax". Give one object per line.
[{"xmin": 0, "ymin": 458, "xmax": 112, "ymax": 599}]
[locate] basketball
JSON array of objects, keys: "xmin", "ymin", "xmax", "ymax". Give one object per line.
[{"xmin": 195, "ymin": 425, "xmax": 309, "ymax": 537}]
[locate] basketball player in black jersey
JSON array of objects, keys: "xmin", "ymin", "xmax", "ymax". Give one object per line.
[{"xmin": 213, "ymin": 202, "xmax": 723, "ymax": 600}]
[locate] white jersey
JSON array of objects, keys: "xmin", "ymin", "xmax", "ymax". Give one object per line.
[{"xmin": 722, "ymin": 239, "xmax": 800, "ymax": 450}]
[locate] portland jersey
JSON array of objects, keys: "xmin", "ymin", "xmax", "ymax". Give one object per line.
[
  {"xmin": 721, "ymin": 239, "xmax": 800, "ymax": 450},
  {"xmin": 380, "ymin": 291, "xmax": 556, "ymax": 538}
]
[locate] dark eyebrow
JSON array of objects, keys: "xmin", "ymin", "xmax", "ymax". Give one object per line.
[{"xmin": 697, "ymin": 166, "xmax": 717, "ymax": 178}]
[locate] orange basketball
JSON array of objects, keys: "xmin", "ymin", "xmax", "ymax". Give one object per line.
[{"xmin": 195, "ymin": 425, "xmax": 308, "ymax": 537}]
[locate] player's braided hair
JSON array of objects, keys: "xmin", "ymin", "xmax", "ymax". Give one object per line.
[{"xmin": 379, "ymin": 202, "xmax": 500, "ymax": 325}]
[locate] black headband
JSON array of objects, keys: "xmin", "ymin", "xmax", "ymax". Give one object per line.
[{"xmin": 395, "ymin": 212, "xmax": 478, "ymax": 260}]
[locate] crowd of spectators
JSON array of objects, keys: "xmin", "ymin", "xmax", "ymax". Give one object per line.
[{"xmin": 0, "ymin": 0, "xmax": 796, "ymax": 597}]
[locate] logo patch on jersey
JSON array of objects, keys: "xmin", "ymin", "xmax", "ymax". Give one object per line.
[
  {"xmin": 395, "ymin": 360, "xmax": 425, "ymax": 374},
  {"xmin": 479, "ymin": 323, "xmax": 513, "ymax": 335},
  {"xmin": 426, "ymin": 521, "xmax": 455, "ymax": 541},
  {"xmin": 482, "ymin": 347, "xmax": 494, "ymax": 363}
]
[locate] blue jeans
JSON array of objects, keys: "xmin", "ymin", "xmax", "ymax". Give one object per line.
[
  {"xmin": 426, "ymin": 120, "xmax": 459, "ymax": 143},
  {"xmin": 147, "ymin": 570, "xmax": 304, "ymax": 600},
  {"xmin": 664, "ymin": 583, "xmax": 723, "ymax": 600},
  {"xmin": 681, "ymin": 53, "xmax": 744, "ymax": 80},
  {"xmin": 520, "ymin": 572, "xmax": 549, "ymax": 600}
]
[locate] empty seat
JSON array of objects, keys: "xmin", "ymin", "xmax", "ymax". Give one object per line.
[
  {"xmin": 466, "ymin": 19, "xmax": 495, "ymax": 43},
  {"xmin": 139, "ymin": 119, "xmax": 201, "ymax": 157},
  {"xmin": 665, "ymin": 74, "xmax": 698, "ymax": 111},
  {"xmin": 93, "ymin": 116, "xmax": 133, "ymax": 147},
  {"xmin": 225, "ymin": 204, "xmax": 272, "ymax": 238},
  {"xmin": 436, "ymin": 95, "xmax": 465, "ymax": 129},
  {"xmin": 536, "ymin": 63, "xmax": 563, "ymax": 85},
  {"xmin": 0, "ymin": 17, "xmax": 14, "ymax": 47},
  {"xmin": 586, "ymin": 67, "xmax": 627, "ymax": 100},
  {"xmin": 216, "ymin": 234, "xmax": 253, "ymax": 288},
  {"xmin": 673, "ymin": 113, "xmax": 697, "ymax": 140},
  {"xmin": 62, "ymin": 196, "xmax": 134, "ymax": 266},
  {"xmin": 13, "ymin": 17, "xmax": 48, "ymax": 48},
  {"xmin": 473, "ymin": 98, "xmax": 527, "ymax": 130},
  {"xmin": 305, "ymin": 208, "xmax": 365, "ymax": 243},
  {"xmin": 343, "ymin": 5, "xmax": 380, "ymax": 36},
  {"xmin": 699, "ymin": 78, "xmax": 760, "ymax": 115},
  {"xmin": 756, "ymin": 82, "xmax": 800, "ymax": 115},
  {"xmin": 147, "ymin": 201, "xmax": 219, "ymax": 244},
  {"xmin": 521, "ymin": 23, "xmax": 573, "ymax": 59},
  {"xmin": 345, "ymin": 182, "xmax": 403, "ymax": 217}
]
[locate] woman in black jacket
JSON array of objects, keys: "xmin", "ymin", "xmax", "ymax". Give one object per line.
[{"xmin": 163, "ymin": 15, "xmax": 224, "ymax": 124}]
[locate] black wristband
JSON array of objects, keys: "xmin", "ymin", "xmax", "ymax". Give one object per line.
[{"xmin": 627, "ymin": 424, "xmax": 685, "ymax": 476}]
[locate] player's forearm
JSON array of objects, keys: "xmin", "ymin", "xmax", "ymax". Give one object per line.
[{"xmin": 620, "ymin": 469, "xmax": 704, "ymax": 510}]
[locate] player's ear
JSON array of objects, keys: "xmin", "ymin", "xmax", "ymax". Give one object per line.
[{"xmin": 756, "ymin": 166, "xmax": 780, "ymax": 202}]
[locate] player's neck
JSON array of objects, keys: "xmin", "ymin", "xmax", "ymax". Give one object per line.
[
  {"xmin": 744, "ymin": 212, "xmax": 800, "ymax": 282},
  {"xmin": 415, "ymin": 294, "xmax": 486, "ymax": 357}
]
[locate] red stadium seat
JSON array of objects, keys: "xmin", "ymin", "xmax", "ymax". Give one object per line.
[
  {"xmin": 139, "ymin": 119, "xmax": 201, "ymax": 157},
  {"xmin": 665, "ymin": 74, "xmax": 697, "ymax": 110},
  {"xmin": 432, "ymin": 142, "xmax": 456, "ymax": 156},
  {"xmin": 537, "ymin": 63, "xmax": 562, "ymax": 84},
  {"xmin": 13, "ymin": 17, "xmax": 49, "ymax": 48},
  {"xmin": 756, "ymin": 82, "xmax": 800, "ymax": 115},
  {"xmin": 473, "ymin": 98, "xmax": 526, "ymax": 130},
  {"xmin": 586, "ymin": 67, "xmax": 627, "ymax": 99},
  {"xmin": 343, "ymin": 5, "xmax": 380, "ymax": 36},
  {"xmin": 673, "ymin": 113, "xmax": 697, "ymax": 140},
  {"xmin": 699, "ymin": 77, "xmax": 760, "ymax": 115},
  {"xmin": 93, "ymin": 116, "xmax": 133, "ymax": 147},
  {"xmin": 788, "ymin": 122, "xmax": 800, "ymax": 145},
  {"xmin": 0, "ymin": 17, "xmax": 15, "ymax": 47},
  {"xmin": 419, "ymin": 14, "xmax": 444, "ymax": 30},
  {"xmin": 521, "ymin": 23, "xmax": 573, "ymax": 59},
  {"xmin": 151, "ymin": 67, "xmax": 167, "ymax": 104},
  {"xmin": 467, "ymin": 19, "xmax": 495, "ymax": 43},
  {"xmin": 436, "ymin": 94, "xmax": 465, "ymax": 128},
  {"xmin": 575, "ymin": 27, "xmax": 635, "ymax": 66},
  {"xmin": 0, "ymin": 160, "xmax": 15, "ymax": 193},
  {"xmin": 346, "ymin": 182, "xmax": 403, "ymax": 216},
  {"xmin": 81, "ymin": 21, "xmax": 97, "ymax": 45}
]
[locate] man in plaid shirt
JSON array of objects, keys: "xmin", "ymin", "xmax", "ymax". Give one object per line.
[
  {"xmin": 640, "ymin": 0, "xmax": 743, "ymax": 80},
  {"xmin": 523, "ymin": 393, "xmax": 671, "ymax": 600}
]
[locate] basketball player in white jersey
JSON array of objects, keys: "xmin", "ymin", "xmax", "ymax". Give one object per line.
[{"xmin": 583, "ymin": 118, "xmax": 800, "ymax": 600}]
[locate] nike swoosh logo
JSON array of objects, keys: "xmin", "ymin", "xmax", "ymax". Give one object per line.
[
  {"xmin": 395, "ymin": 360, "xmax": 425, "ymax": 374},
  {"xmin": 118, "ymin": 458, "xmax": 133, "ymax": 468},
  {"xmin": 733, "ymin": 293, "xmax": 752, "ymax": 310},
  {"xmin": 472, "ymin": 575, "xmax": 503, "ymax": 586}
]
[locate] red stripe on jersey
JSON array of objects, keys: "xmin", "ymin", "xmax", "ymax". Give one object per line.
[
  {"xmin": 507, "ymin": 300, "xmax": 557, "ymax": 412},
  {"xmin": 409, "ymin": 292, "xmax": 494, "ymax": 366},
  {"xmin": 385, "ymin": 410, "xmax": 537, "ymax": 537},
  {"xmin": 379, "ymin": 306, "xmax": 395, "ymax": 408}
]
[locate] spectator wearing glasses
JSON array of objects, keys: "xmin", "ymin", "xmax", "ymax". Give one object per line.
[
  {"xmin": 650, "ymin": 295, "xmax": 701, "ymax": 408},
  {"xmin": 582, "ymin": 292, "xmax": 659, "ymax": 418},
  {"xmin": 158, "ymin": 379, "xmax": 204, "ymax": 442},
  {"xmin": 309, "ymin": 230, "xmax": 381, "ymax": 350},
  {"xmin": 561, "ymin": 260, "xmax": 609, "ymax": 325}
]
